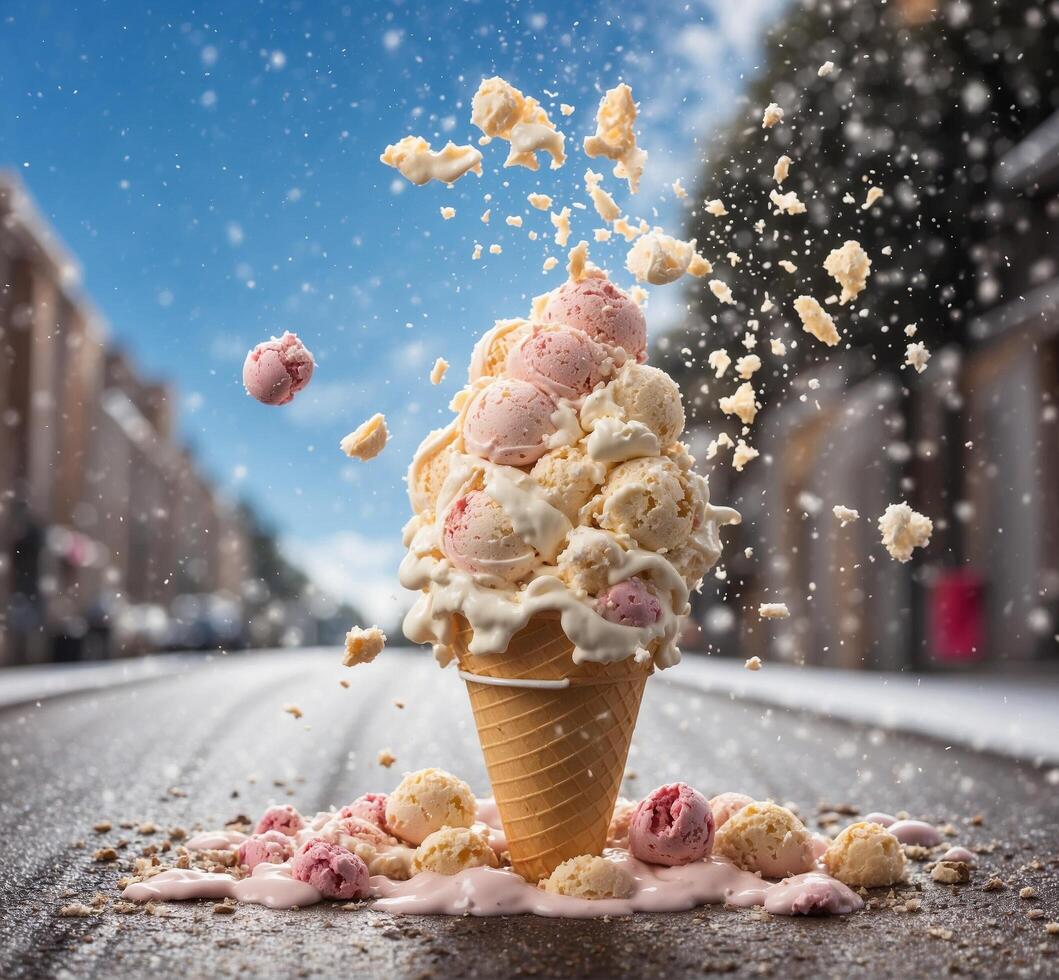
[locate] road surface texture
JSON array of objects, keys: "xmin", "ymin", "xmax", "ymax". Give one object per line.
[{"xmin": 1, "ymin": 648, "xmax": 1056, "ymax": 979}]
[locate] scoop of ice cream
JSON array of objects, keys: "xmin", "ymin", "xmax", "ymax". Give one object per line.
[
  {"xmin": 607, "ymin": 798, "xmax": 637, "ymax": 848},
  {"xmin": 709, "ymin": 792, "xmax": 754, "ymax": 829},
  {"xmin": 597, "ymin": 577, "xmax": 662, "ymax": 628},
  {"xmin": 507, "ymin": 324, "xmax": 608, "ymax": 401},
  {"xmin": 290, "ymin": 839, "xmax": 370, "ymax": 900},
  {"xmin": 470, "ymin": 318, "xmax": 534, "ymax": 380},
  {"xmin": 529, "ymin": 445, "xmax": 607, "ymax": 522},
  {"xmin": 255, "ymin": 804, "xmax": 305, "ymax": 837},
  {"xmin": 442, "ymin": 490, "xmax": 538, "ymax": 582},
  {"xmin": 462, "ymin": 379, "xmax": 558, "ymax": 467},
  {"xmin": 242, "ymin": 332, "xmax": 314, "ymax": 405},
  {"xmin": 385, "ymin": 768, "xmax": 478, "ymax": 846},
  {"xmin": 540, "ymin": 854, "xmax": 636, "ymax": 900},
  {"xmin": 318, "ymin": 815, "xmax": 412, "ymax": 880},
  {"xmin": 410, "ymin": 826, "xmax": 499, "ymax": 875},
  {"xmin": 595, "ymin": 456, "xmax": 694, "ymax": 551},
  {"xmin": 713, "ymin": 802, "xmax": 816, "ymax": 878},
  {"xmin": 542, "ymin": 277, "xmax": 647, "ymax": 362},
  {"xmin": 886, "ymin": 819, "xmax": 942, "ymax": 847},
  {"xmin": 556, "ymin": 526, "xmax": 627, "ymax": 596},
  {"xmin": 338, "ymin": 793, "xmax": 389, "ymax": 831},
  {"xmin": 407, "ymin": 425, "xmax": 460, "ymax": 516},
  {"xmin": 628, "ymin": 783, "xmax": 715, "ymax": 866},
  {"xmin": 237, "ymin": 830, "xmax": 294, "ymax": 870},
  {"xmin": 611, "ymin": 363, "xmax": 685, "ymax": 445},
  {"xmin": 764, "ymin": 872, "xmax": 865, "ymax": 916},
  {"xmin": 823, "ymin": 821, "xmax": 906, "ymax": 887}
]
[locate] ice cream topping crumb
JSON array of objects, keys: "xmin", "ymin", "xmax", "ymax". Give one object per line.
[
  {"xmin": 878, "ymin": 502, "xmax": 933, "ymax": 563},
  {"xmin": 794, "ymin": 296, "xmax": 841, "ymax": 347},
  {"xmin": 380, "ymin": 136, "xmax": 483, "ymax": 186},
  {"xmin": 758, "ymin": 602, "xmax": 790, "ymax": 620},
  {"xmin": 583, "ymin": 83, "xmax": 647, "ymax": 193},
  {"xmin": 344, "ymin": 626, "xmax": 387, "ymax": 667},
  {"xmin": 430, "ymin": 358, "xmax": 449, "ymax": 385}
]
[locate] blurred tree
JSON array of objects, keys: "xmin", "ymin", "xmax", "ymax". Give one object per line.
[{"xmin": 238, "ymin": 501, "xmax": 309, "ymax": 600}]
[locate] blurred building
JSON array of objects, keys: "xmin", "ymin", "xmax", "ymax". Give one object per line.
[{"xmin": 0, "ymin": 172, "xmax": 254, "ymax": 665}]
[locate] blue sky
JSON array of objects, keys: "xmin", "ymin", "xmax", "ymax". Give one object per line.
[{"xmin": 0, "ymin": 0, "xmax": 785, "ymax": 628}]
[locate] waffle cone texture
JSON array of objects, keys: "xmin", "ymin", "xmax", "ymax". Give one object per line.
[{"xmin": 455, "ymin": 615, "xmax": 650, "ymax": 882}]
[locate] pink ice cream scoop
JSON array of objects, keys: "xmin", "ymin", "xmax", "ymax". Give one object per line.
[
  {"xmin": 338, "ymin": 793, "xmax": 389, "ymax": 831},
  {"xmin": 708, "ymin": 792, "xmax": 754, "ymax": 829},
  {"xmin": 237, "ymin": 830, "xmax": 294, "ymax": 870},
  {"xmin": 254, "ymin": 804, "xmax": 305, "ymax": 836},
  {"xmin": 887, "ymin": 819, "xmax": 942, "ymax": 847},
  {"xmin": 597, "ymin": 577, "xmax": 662, "ymax": 628},
  {"xmin": 628, "ymin": 783, "xmax": 715, "ymax": 866},
  {"xmin": 764, "ymin": 873, "xmax": 864, "ymax": 916},
  {"xmin": 462, "ymin": 378, "xmax": 558, "ymax": 467},
  {"xmin": 542, "ymin": 276, "xmax": 647, "ymax": 362},
  {"xmin": 331, "ymin": 815, "xmax": 395, "ymax": 847},
  {"xmin": 442, "ymin": 490, "xmax": 537, "ymax": 582},
  {"xmin": 242, "ymin": 331, "xmax": 315, "ymax": 405},
  {"xmin": 290, "ymin": 839, "xmax": 370, "ymax": 900},
  {"xmin": 506, "ymin": 325, "xmax": 606, "ymax": 401}
]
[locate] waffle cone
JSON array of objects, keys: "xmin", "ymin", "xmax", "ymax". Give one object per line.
[{"xmin": 454, "ymin": 615, "xmax": 650, "ymax": 883}]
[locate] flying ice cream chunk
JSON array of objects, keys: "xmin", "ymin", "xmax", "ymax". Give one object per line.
[
  {"xmin": 878, "ymin": 502, "xmax": 932, "ymax": 562},
  {"xmin": 824, "ymin": 822, "xmax": 906, "ymax": 887},
  {"xmin": 769, "ymin": 189, "xmax": 807, "ymax": 215},
  {"xmin": 709, "ymin": 279, "xmax": 735, "ymax": 305},
  {"xmin": 735, "ymin": 355, "xmax": 761, "ymax": 380},
  {"xmin": 583, "ymin": 83, "xmax": 647, "ymax": 193},
  {"xmin": 380, "ymin": 136, "xmax": 483, "ymax": 186},
  {"xmin": 528, "ymin": 192, "xmax": 552, "ymax": 210},
  {"xmin": 429, "ymin": 357, "xmax": 449, "ymax": 384},
  {"xmin": 823, "ymin": 240, "xmax": 871, "ymax": 305},
  {"xmin": 585, "ymin": 169, "xmax": 621, "ymax": 222},
  {"xmin": 385, "ymin": 768, "xmax": 477, "ymax": 845},
  {"xmin": 566, "ymin": 240, "xmax": 591, "ymax": 281},
  {"xmin": 551, "ymin": 207, "xmax": 572, "ymax": 246},
  {"xmin": 626, "ymin": 231, "xmax": 695, "ymax": 285},
  {"xmin": 818, "ymin": 61, "xmax": 835, "ymax": 77},
  {"xmin": 713, "ymin": 802, "xmax": 816, "ymax": 877},
  {"xmin": 672, "ymin": 178, "xmax": 687, "ymax": 199},
  {"xmin": 540, "ymin": 855, "xmax": 635, "ymax": 899},
  {"xmin": 243, "ymin": 332, "xmax": 315, "ymax": 406},
  {"xmin": 773, "ymin": 155, "xmax": 792, "ymax": 184},
  {"xmin": 470, "ymin": 76, "xmax": 566, "ymax": 170},
  {"xmin": 833, "ymin": 504, "xmax": 860, "ymax": 526},
  {"xmin": 708, "ymin": 349, "xmax": 731, "ymax": 378},
  {"xmin": 507, "ymin": 122, "xmax": 566, "ymax": 170},
  {"xmin": 410, "ymin": 827, "xmax": 498, "ymax": 875},
  {"xmin": 343, "ymin": 626, "xmax": 387, "ymax": 667},
  {"xmin": 732, "ymin": 440, "xmax": 759, "ymax": 472},
  {"xmin": 862, "ymin": 186, "xmax": 884, "ymax": 210},
  {"xmin": 719, "ymin": 382, "xmax": 758, "ymax": 425},
  {"xmin": 778, "ymin": 260, "xmax": 798, "ymax": 274},
  {"xmin": 687, "ymin": 253, "xmax": 713, "ymax": 278},
  {"xmin": 341, "ymin": 413, "xmax": 389, "ymax": 461},
  {"xmin": 794, "ymin": 295, "xmax": 841, "ymax": 347},
  {"xmin": 904, "ymin": 342, "xmax": 931, "ymax": 374},
  {"xmin": 705, "ymin": 199, "xmax": 728, "ymax": 217},
  {"xmin": 758, "ymin": 603, "xmax": 790, "ymax": 620},
  {"xmin": 761, "ymin": 102, "xmax": 784, "ymax": 128},
  {"xmin": 440, "ymin": 206, "xmax": 456, "ymax": 220}
]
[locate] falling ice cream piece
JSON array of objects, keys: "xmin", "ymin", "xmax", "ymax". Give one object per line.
[
  {"xmin": 442, "ymin": 490, "xmax": 538, "ymax": 582},
  {"xmin": 878, "ymin": 502, "xmax": 933, "ymax": 562},
  {"xmin": 542, "ymin": 274, "xmax": 647, "ymax": 361},
  {"xmin": 429, "ymin": 357, "xmax": 449, "ymax": 385},
  {"xmin": 507, "ymin": 122, "xmax": 566, "ymax": 170},
  {"xmin": 343, "ymin": 626, "xmax": 387, "ymax": 667},
  {"xmin": 708, "ymin": 349, "xmax": 731, "ymax": 378},
  {"xmin": 773, "ymin": 155, "xmax": 792, "ymax": 184},
  {"xmin": 626, "ymin": 231, "xmax": 695, "ymax": 285},
  {"xmin": 628, "ymin": 783, "xmax": 715, "ymax": 866},
  {"xmin": 291, "ymin": 839, "xmax": 371, "ymax": 899},
  {"xmin": 255, "ymin": 804, "xmax": 305, "ymax": 837},
  {"xmin": 238, "ymin": 831, "xmax": 294, "ymax": 870},
  {"xmin": 470, "ymin": 76, "xmax": 566, "ymax": 170},
  {"xmin": 242, "ymin": 332, "xmax": 315, "ymax": 405},
  {"xmin": 862, "ymin": 186, "xmax": 884, "ymax": 210},
  {"xmin": 585, "ymin": 169, "xmax": 620, "ymax": 222},
  {"xmin": 507, "ymin": 324, "xmax": 606, "ymax": 401},
  {"xmin": 472, "ymin": 244, "xmax": 482, "ymax": 260},
  {"xmin": 794, "ymin": 295, "xmax": 841, "ymax": 347},
  {"xmin": 672, "ymin": 178, "xmax": 687, "ymax": 199},
  {"xmin": 385, "ymin": 768, "xmax": 477, "ymax": 845},
  {"xmin": 705, "ymin": 199, "xmax": 728, "ymax": 217},
  {"xmin": 613, "ymin": 216, "xmax": 648, "ymax": 242},
  {"xmin": 709, "ymin": 793, "xmax": 754, "ymax": 829},
  {"xmin": 761, "ymin": 102, "xmax": 784, "ymax": 128},
  {"xmin": 540, "ymin": 855, "xmax": 636, "ymax": 899},
  {"xmin": 597, "ymin": 577, "xmax": 662, "ymax": 628},
  {"xmin": 284, "ymin": 704, "xmax": 303, "ymax": 719},
  {"xmin": 744, "ymin": 656, "xmax": 762, "ymax": 671},
  {"xmin": 824, "ymin": 822, "xmax": 906, "ymax": 888},
  {"xmin": 377, "ymin": 750, "xmax": 396, "ymax": 767},
  {"xmin": 778, "ymin": 260, "xmax": 798, "ymax": 274},
  {"xmin": 818, "ymin": 61, "xmax": 835, "ymax": 77},
  {"xmin": 410, "ymin": 827, "xmax": 499, "ymax": 875},
  {"xmin": 506, "ymin": 215, "xmax": 523, "ymax": 228},
  {"xmin": 714, "ymin": 802, "xmax": 816, "ymax": 877},
  {"xmin": 462, "ymin": 378, "xmax": 558, "ymax": 466},
  {"xmin": 833, "ymin": 504, "xmax": 860, "ymax": 526},
  {"xmin": 905, "ymin": 342, "xmax": 931, "ymax": 374},
  {"xmin": 687, "ymin": 252, "xmax": 713, "ymax": 278},
  {"xmin": 709, "ymin": 279, "xmax": 735, "ymax": 305},
  {"xmin": 566, "ymin": 240, "xmax": 591, "ymax": 281},
  {"xmin": 770, "ymin": 338, "xmax": 787, "ymax": 356},
  {"xmin": 583, "ymin": 83, "xmax": 647, "ymax": 193},
  {"xmin": 732, "ymin": 440, "xmax": 759, "ymax": 472},
  {"xmin": 769, "ymin": 189, "xmax": 807, "ymax": 215},
  {"xmin": 341, "ymin": 413, "xmax": 389, "ymax": 461},
  {"xmin": 528, "ymin": 192, "xmax": 552, "ymax": 210},
  {"xmin": 440, "ymin": 206, "xmax": 456, "ymax": 220},
  {"xmin": 823, "ymin": 240, "xmax": 871, "ymax": 305},
  {"xmin": 542, "ymin": 256, "xmax": 558, "ymax": 272},
  {"xmin": 551, "ymin": 207, "xmax": 571, "ymax": 246},
  {"xmin": 735, "ymin": 354, "xmax": 761, "ymax": 380},
  {"xmin": 758, "ymin": 603, "xmax": 790, "ymax": 620},
  {"xmin": 560, "ymin": 102, "xmax": 574, "ymax": 116},
  {"xmin": 380, "ymin": 136, "xmax": 483, "ymax": 186},
  {"xmin": 719, "ymin": 382, "xmax": 758, "ymax": 426}
]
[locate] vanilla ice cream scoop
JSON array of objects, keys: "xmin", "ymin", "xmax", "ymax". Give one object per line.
[
  {"xmin": 713, "ymin": 802, "xmax": 816, "ymax": 878},
  {"xmin": 539, "ymin": 854, "xmax": 635, "ymax": 899},
  {"xmin": 529, "ymin": 445, "xmax": 607, "ymax": 522},
  {"xmin": 610, "ymin": 363, "xmax": 685, "ymax": 445},
  {"xmin": 824, "ymin": 821, "xmax": 906, "ymax": 887},
  {"xmin": 385, "ymin": 768, "xmax": 478, "ymax": 846},
  {"xmin": 410, "ymin": 826, "xmax": 499, "ymax": 875},
  {"xmin": 594, "ymin": 456, "xmax": 694, "ymax": 551}
]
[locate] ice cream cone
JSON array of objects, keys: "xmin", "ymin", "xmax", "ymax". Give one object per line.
[{"xmin": 454, "ymin": 614, "xmax": 650, "ymax": 883}]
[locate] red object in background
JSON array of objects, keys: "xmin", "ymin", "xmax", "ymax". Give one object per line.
[{"xmin": 929, "ymin": 570, "xmax": 985, "ymax": 664}]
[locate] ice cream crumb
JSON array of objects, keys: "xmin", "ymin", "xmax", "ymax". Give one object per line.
[
  {"xmin": 727, "ymin": 252, "xmax": 741, "ymax": 267},
  {"xmin": 778, "ymin": 259, "xmax": 798, "ymax": 273},
  {"xmin": 706, "ymin": 432, "xmax": 735, "ymax": 459},
  {"xmin": 687, "ymin": 252, "xmax": 713, "ymax": 278},
  {"xmin": 904, "ymin": 323, "xmax": 918, "ymax": 337},
  {"xmin": 284, "ymin": 704, "xmax": 303, "ymax": 719},
  {"xmin": 506, "ymin": 215, "xmax": 523, "ymax": 228},
  {"xmin": 794, "ymin": 295, "xmax": 841, "ymax": 347},
  {"xmin": 377, "ymin": 750, "xmax": 396, "ymax": 768},
  {"xmin": 506, "ymin": 121, "xmax": 566, "ymax": 170},
  {"xmin": 735, "ymin": 354, "xmax": 761, "ymax": 380},
  {"xmin": 881, "ymin": 245, "xmax": 893, "ymax": 256},
  {"xmin": 878, "ymin": 502, "xmax": 933, "ymax": 562},
  {"xmin": 93, "ymin": 821, "xmax": 112, "ymax": 833},
  {"xmin": 583, "ymin": 83, "xmax": 647, "ymax": 193},
  {"xmin": 594, "ymin": 228, "xmax": 612, "ymax": 242},
  {"xmin": 760, "ymin": 295, "xmax": 774, "ymax": 313},
  {"xmin": 380, "ymin": 136, "xmax": 483, "ymax": 186},
  {"xmin": 626, "ymin": 230, "xmax": 695, "ymax": 285},
  {"xmin": 709, "ymin": 279, "xmax": 735, "ymax": 305},
  {"xmin": 93, "ymin": 847, "xmax": 118, "ymax": 862},
  {"xmin": 708, "ymin": 349, "xmax": 731, "ymax": 378},
  {"xmin": 528, "ymin": 193, "xmax": 552, "ymax": 211},
  {"xmin": 567, "ymin": 240, "xmax": 590, "ymax": 281},
  {"xmin": 769, "ymin": 189, "xmax": 807, "ymax": 215},
  {"xmin": 1044, "ymin": 921, "xmax": 1059, "ymax": 934},
  {"xmin": 818, "ymin": 61, "xmax": 835, "ymax": 77},
  {"xmin": 481, "ymin": 209, "xmax": 491, "ymax": 224},
  {"xmin": 762, "ymin": 102, "xmax": 784, "ymax": 128},
  {"xmin": 807, "ymin": 378, "xmax": 820, "ymax": 390},
  {"xmin": 585, "ymin": 169, "xmax": 620, "ymax": 222},
  {"xmin": 732, "ymin": 440, "xmax": 759, "ymax": 472},
  {"xmin": 770, "ymin": 338, "xmax": 787, "ymax": 356},
  {"xmin": 759, "ymin": 602, "xmax": 790, "ymax": 619},
  {"xmin": 470, "ymin": 76, "xmax": 566, "ymax": 171},
  {"xmin": 429, "ymin": 358, "xmax": 449, "ymax": 385},
  {"xmin": 344, "ymin": 626, "xmax": 387, "ymax": 667},
  {"xmin": 1020, "ymin": 886, "xmax": 1038, "ymax": 899},
  {"xmin": 542, "ymin": 256, "xmax": 559, "ymax": 272},
  {"xmin": 613, "ymin": 216, "xmax": 647, "ymax": 242},
  {"xmin": 773, "ymin": 155, "xmax": 792, "ymax": 184},
  {"xmin": 551, "ymin": 208, "xmax": 571, "ymax": 246},
  {"xmin": 472, "ymin": 244, "xmax": 482, "ymax": 260},
  {"xmin": 628, "ymin": 286, "xmax": 648, "ymax": 305},
  {"xmin": 560, "ymin": 103, "xmax": 574, "ymax": 116},
  {"xmin": 59, "ymin": 903, "xmax": 97, "ymax": 918},
  {"xmin": 672, "ymin": 178, "xmax": 687, "ymax": 199},
  {"xmin": 824, "ymin": 240, "xmax": 871, "ymax": 305},
  {"xmin": 744, "ymin": 656, "xmax": 762, "ymax": 671},
  {"xmin": 340, "ymin": 413, "xmax": 389, "ymax": 461},
  {"xmin": 489, "ymin": 244, "xmax": 502, "ymax": 254},
  {"xmin": 440, "ymin": 206, "xmax": 456, "ymax": 220},
  {"xmin": 833, "ymin": 505, "xmax": 860, "ymax": 526},
  {"xmin": 862, "ymin": 186, "xmax": 884, "ymax": 210},
  {"xmin": 705, "ymin": 199, "xmax": 728, "ymax": 217},
  {"xmin": 905, "ymin": 342, "xmax": 931, "ymax": 374}
]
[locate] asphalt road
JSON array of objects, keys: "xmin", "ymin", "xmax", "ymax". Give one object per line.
[{"xmin": 1, "ymin": 648, "xmax": 1056, "ymax": 979}]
